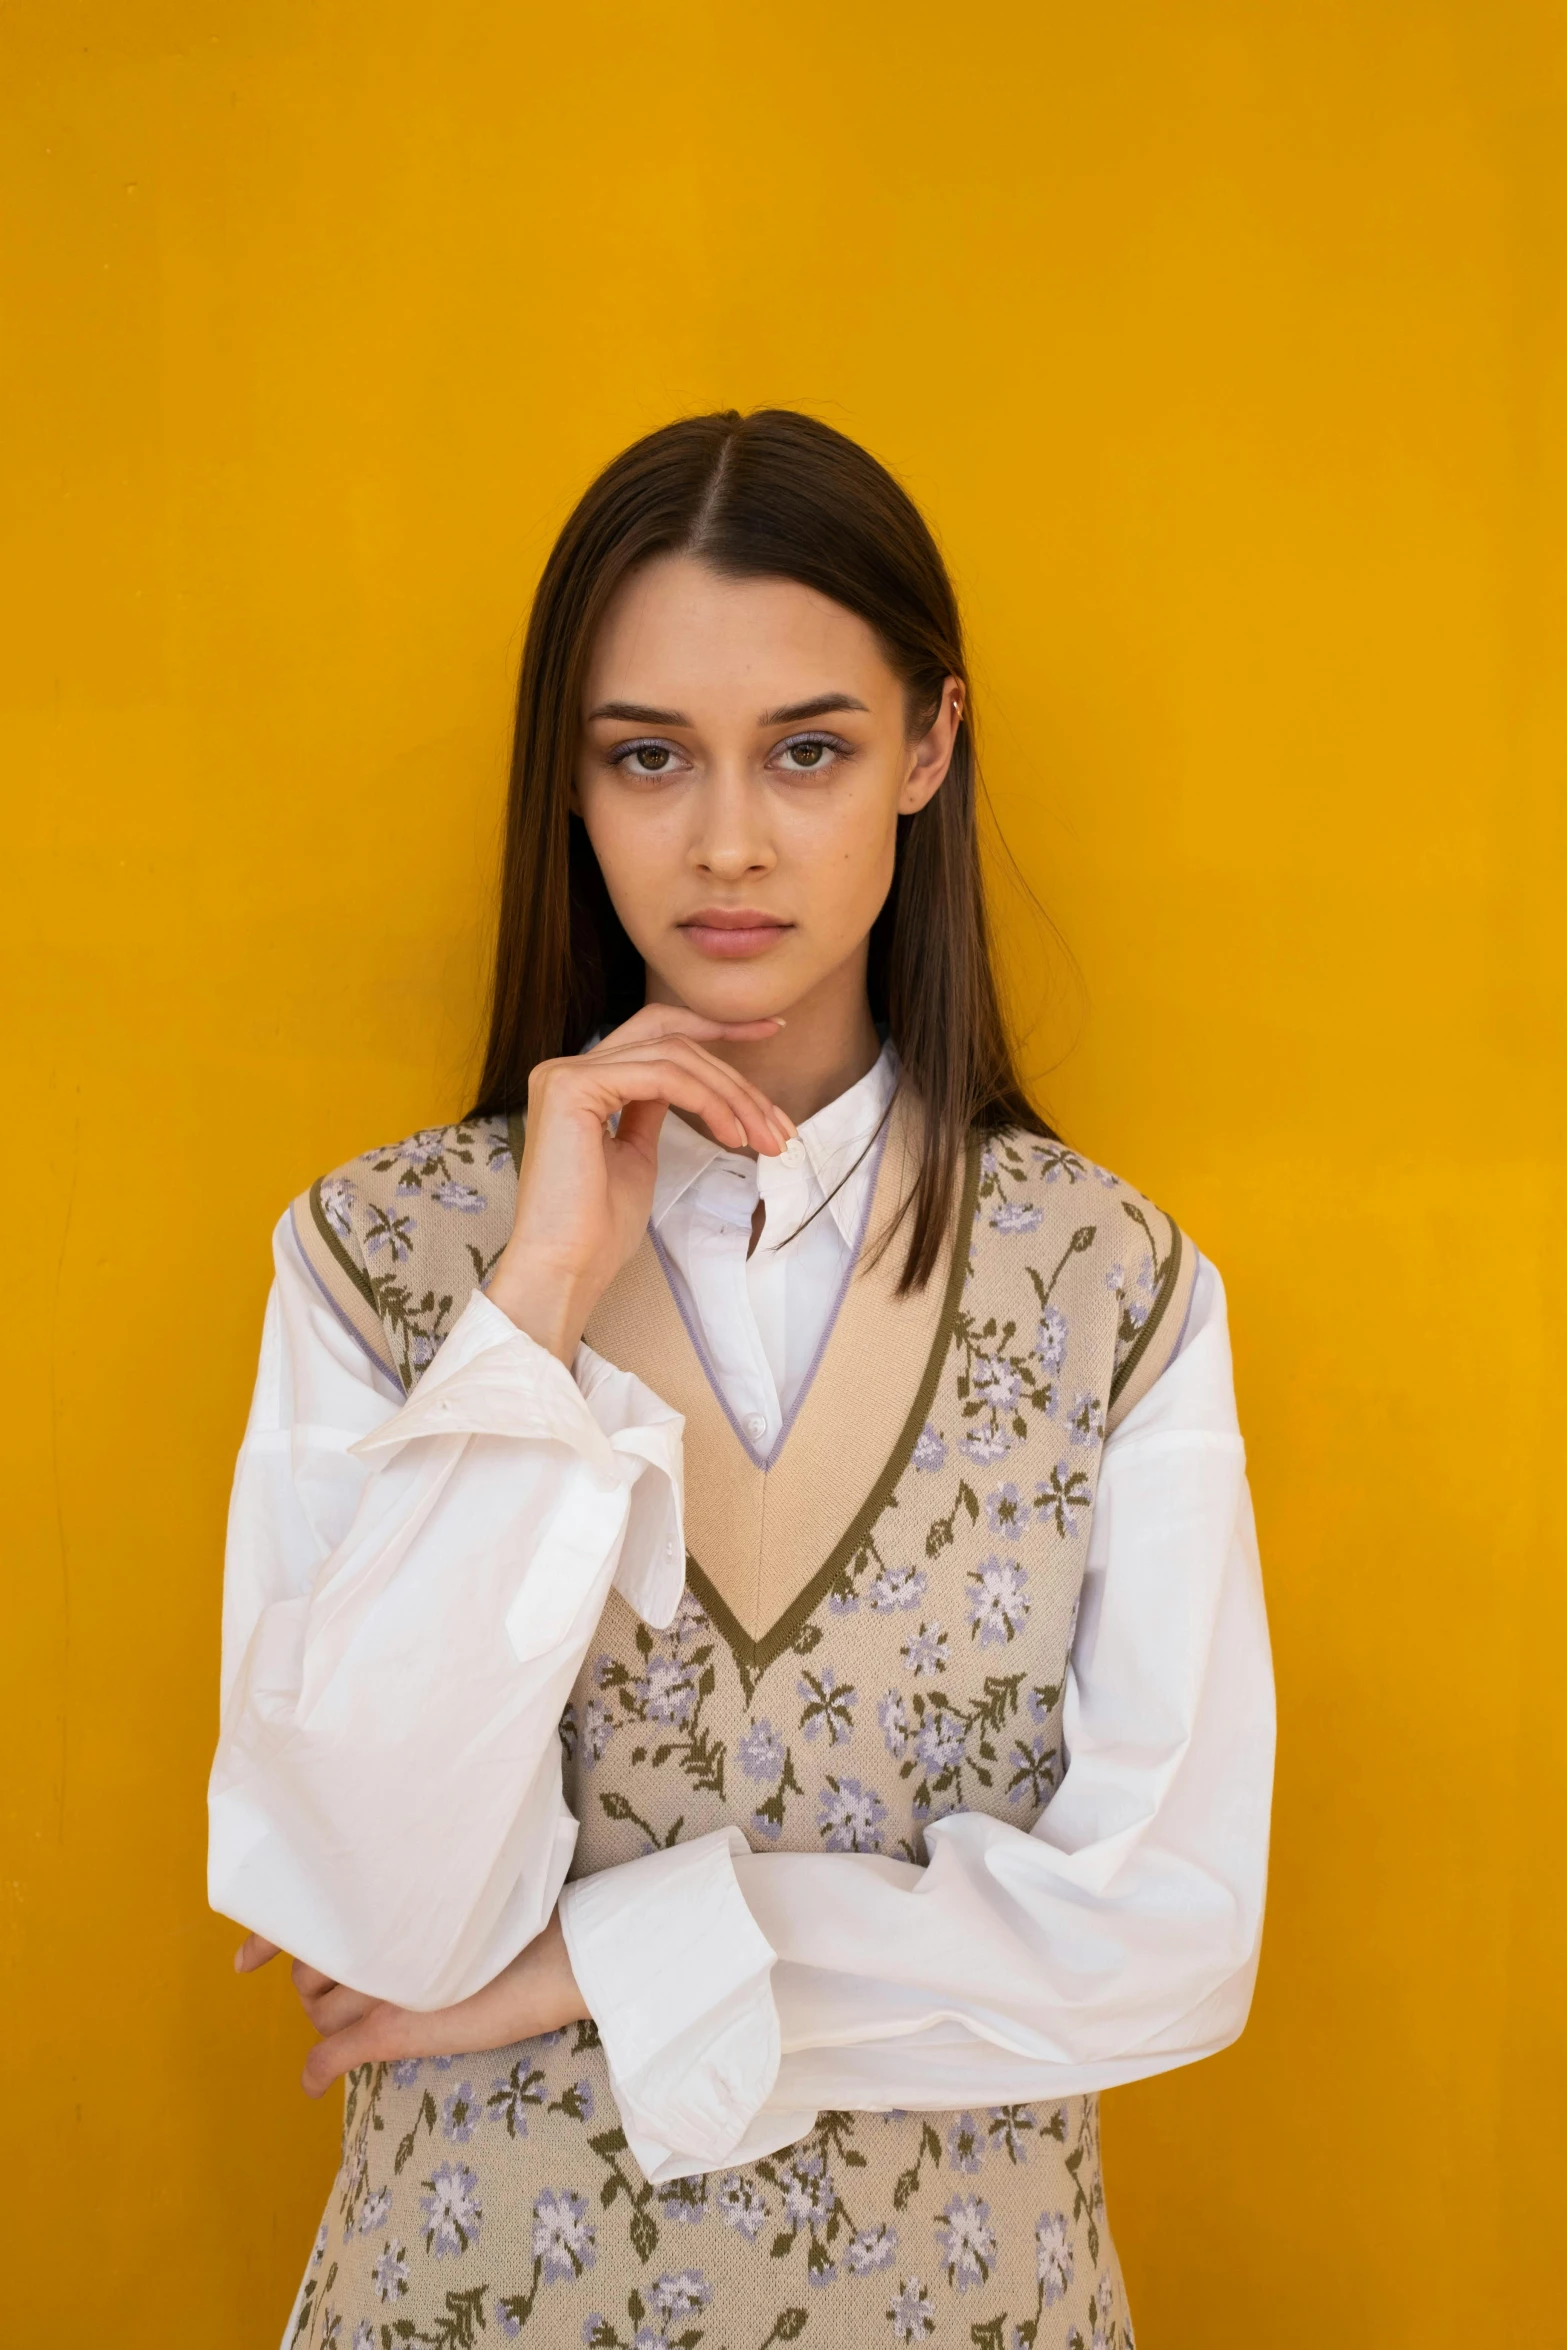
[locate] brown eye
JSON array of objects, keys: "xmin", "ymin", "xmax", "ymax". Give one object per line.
[
  {"xmin": 790, "ymin": 742, "xmax": 823, "ymax": 768},
  {"xmin": 639, "ymin": 746, "xmax": 670, "ymax": 770}
]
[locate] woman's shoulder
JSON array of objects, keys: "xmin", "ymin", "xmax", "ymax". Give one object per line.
[
  {"xmin": 975, "ymin": 1125, "xmax": 1198, "ymax": 1428},
  {"xmin": 306, "ymin": 1114, "xmax": 521, "ymax": 1241},
  {"xmin": 289, "ymin": 1114, "xmax": 521, "ymax": 1388}
]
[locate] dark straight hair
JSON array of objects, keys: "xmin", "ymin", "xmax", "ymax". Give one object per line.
[{"xmin": 470, "ymin": 408, "xmax": 1053, "ymax": 1290}]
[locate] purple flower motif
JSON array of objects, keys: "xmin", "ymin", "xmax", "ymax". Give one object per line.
[
  {"xmin": 935, "ymin": 2195, "xmax": 996, "ymax": 2292},
  {"xmin": 984, "ymin": 1482, "xmax": 1028, "ymax": 1534},
  {"xmin": 914, "ymin": 1710, "xmax": 969, "ymax": 1776},
  {"xmin": 1068, "ymin": 1391, "xmax": 1105, "ymax": 1449},
  {"xmin": 846, "ymin": 2222, "xmax": 899, "ymax": 2273},
  {"xmin": 972, "ymin": 1356, "xmax": 1022, "ymax": 1412},
  {"xmin": 351, "ymin": 2324, "xmax": 375, "ymax": 2350},
  {"xmin": 750, "ymin": 1807, "xmax": 783, "ymax": 1843},
  {"xmin": 636, "ymin": 1654, "xmax": 699, "ymax": 1725},
  {"xmin": 988, "ymin": 2104, "xmax": 1038, "ymax": 2164},
  {"xmin": 657, "ymin": 2179, "xmax": 708, "ymax": 2225},
  {"xmin": 946, "ymin": 2113, "xmax": 986, "ymax": 2173},
  {"xmin": 901, "ymin": 1622, "xmax": 949, "ymax": 1677},
  {"xmin": 408, "ymin": 1331, "xmax": 436, "ymax": 1371},
  {"xmin": 420, "ymin": 2164, "xmax": 483, "ymax": 2259},
  {"xmin": 818, "ymin": 1776, "xmax": 888, "ymax": 1853},
  {"xmin": 798, "ymin": 1665, "xmax": 857, "ymax": 1746},
  {"xmin": 1034, "ymin": 1460, "xmax": 1091, "ymax": 1539},
  {"xmin": 1036, "ymin": 2211, "xmax": 1074, "ymax": 2303},
  {"xmin": 1027, "ymin": 1684, "xmax": 1055, "ymax": 1724},
  {"xmin": 319, "ymin": 1176, "xmax": 357, "ymax": 1239},
  {"xmin": 911, "ymin": 1423, "xmax": 947, "ymax": 1474},
  {"xmin": 440, "ymin": 2082, "xmax": 480, "ymax": 2142},
  {"xmin": 888, "ymin": 2277, "xmax": 938, "ymax": 2341},
  {"xmin": 959, "ymin": 1426, "xmax": 1015, "ymax": 1465},
  {"xmin": 1007, "ymin": 1731, "xmax": 1060, "ymax": 1806},
  {"xmin": 870, "ymin": 1563, "xmax": 927, "ymax": 1611},
  {"xmin": 966, "ymin": 1556, "xmax": 1031, "ymax": 1647},
  {"xmin": 532, "ymin": 2188, "xmax": 596, "ymax": 2281},
  {"xmin": 738, "ymin": 1719, "xmax": 785, "ymax": 1783},
  {"xmin": 432, "ymin": 1179, "xmax": 487, "ymax": 1212},
  {"xmin": 716, "ymin": 2172, "xmax": 769, "ymax": 2239},
  {"xmin": 651, "ymin": 2271, "xmax": 712, "ymax": 2321},
  {"xmin": 358, "ymin": 2188, "xmax": 392, "ymax": 2235},
  {"xmin": 827, "ymin": 1583, "xmax": 861, "ymax": 1615},
  {"xmin": 878, "ymin": 1690, "xmax": 909, "ymax": 1758},
  {"xmin": 1034, "ymin": 1306, "xmax": 1067, "ymax": 1372},
  {"xmin": 580, "ymin": 1698, "xmax": 616, "ymax": 1766},
  {"xmin": 371, "ymin": 2241, "xmax": 409, "ymax": 2302},
  {"xmin": 990, "ymin": 1201, "xmax": 1043, "ymax": 1234},
  {"xmin": 363, "ymin": 1206, "xmax": 416, "ymax": 1264},
  {"xmin": 783, "ymin": 2153, "xmax": 837, "ymax": 2226}
]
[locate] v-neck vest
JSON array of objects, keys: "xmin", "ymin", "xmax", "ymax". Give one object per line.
[
  {"xmin": 286, "ymin": 1099, "xmax": 1194, "ymax": 2350},
  {"xmin": 294, "ymin": 1096, "xmax": 1193, "ymax": 1831}
]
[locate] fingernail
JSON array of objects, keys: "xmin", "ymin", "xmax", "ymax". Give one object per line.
[{"xmin": 234, "ymin": 1947, "xmax": 245, "ymax": 1972}]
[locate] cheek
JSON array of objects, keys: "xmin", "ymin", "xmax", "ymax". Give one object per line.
[{"xmin": 577, "ymin": 782, "xmax": 679, "ymax": 919}]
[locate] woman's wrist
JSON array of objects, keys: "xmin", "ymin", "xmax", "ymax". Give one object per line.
[{"xmin": 485, "ymin": 1244, "xmax": 599, "ymax": 1364}]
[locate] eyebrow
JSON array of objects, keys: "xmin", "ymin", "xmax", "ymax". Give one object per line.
[{"xmin": 586, "ymin": 692, "xmax": 872, "ymax": 728}]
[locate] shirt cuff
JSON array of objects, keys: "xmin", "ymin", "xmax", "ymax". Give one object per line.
[
  {"xmin": 347, "ymin": 1292, "xmax": 688, "ymax": 1635},
  {"xmin": 559, "ymin": 1827, "xmax": 782, "ymax": 2181}
]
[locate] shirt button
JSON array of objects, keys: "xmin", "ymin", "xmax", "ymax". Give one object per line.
[{"xmin": 743, "ymin": 1412, "xmax": 768, "ymax": 1442}]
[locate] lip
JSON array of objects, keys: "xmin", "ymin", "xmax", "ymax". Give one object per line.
[{"xmin": 676, "ymin": 907, "xmax": 795, "ymax": 960}]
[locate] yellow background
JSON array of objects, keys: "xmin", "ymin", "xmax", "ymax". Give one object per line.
[{"xmin": 4, "ymin": 2, "xmax": 1563, "ymax": 2341}]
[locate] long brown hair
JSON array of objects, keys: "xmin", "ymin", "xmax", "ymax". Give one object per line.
[{"xmin": 470, "ymin": 408, "xmax": 1053, "ymax": 1290}]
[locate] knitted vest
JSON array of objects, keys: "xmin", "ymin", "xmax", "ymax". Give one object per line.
[{"xmin": 283, "ymin": 1096, "xmax": 1193, "ymax": 2350}]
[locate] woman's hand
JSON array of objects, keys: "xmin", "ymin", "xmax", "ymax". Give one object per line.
[
  {"xmin": 486, "ymin": 1003, "xmax": 795, "ymax": 1360},
  {"xmin": 234, "ymin": 1911, "xmax": 590, "ymax": 2098}
]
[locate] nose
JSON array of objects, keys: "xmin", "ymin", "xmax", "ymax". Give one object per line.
[{"xmin": 689, "ymin": 760, "xmax": 775, "ymax": 883}]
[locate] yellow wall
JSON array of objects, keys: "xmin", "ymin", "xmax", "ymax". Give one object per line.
[{"xmin": 4, "ymin": 3, "xmax": 1563, "ymax": 2340}]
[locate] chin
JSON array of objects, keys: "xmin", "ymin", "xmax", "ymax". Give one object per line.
[{"xmin": 668, "ymin": 956, "xmax": 798, "ymax": 1026}]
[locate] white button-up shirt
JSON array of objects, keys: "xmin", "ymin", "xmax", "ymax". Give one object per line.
[
  {"xmin": 209, "ymin": 1062, "xmax": 1274, "ymax": 2185},
  {"xmin": 651, "ymin": 1045, "xmax": 896, "ymax": 1458}
]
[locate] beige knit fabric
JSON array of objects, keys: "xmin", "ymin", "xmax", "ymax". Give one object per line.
[{"xmin": 282, "ymin": 1107, "xmax": 1193, "ymax": 2350}]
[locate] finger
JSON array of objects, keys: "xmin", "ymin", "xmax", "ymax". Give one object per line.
[
  {"xmin": 290, "ymin": 1957, "xmax": 338, "ymax": 2000},
  {"xmin": 533, "ymin": 1043, "xmax": 791, "ymax": 1153},
  {"xmin": 610, "ymin": 1057, "xmax": 785, "ymax": 1155},
  {"xmin": 234, "ymin": 1934, "xmax": 282, "ymax": 1974},
  {"xmin": 613, "ymin": 1095, "xmax": 669, "ymax": 1160},
  {"xmin": 302, "ymin": 2003, "xmax": 411, "ymax": 2098},
  {"xmin": 595, "ymin": 1038, "xmax": 795, "ymax": 1150},
  {"xmin": 597, "ymin": 1003, "xmax": 786, "ymax": 1051},
  {"xmin": 302, "ymin": 1982, "xmax": 379, "ymax": 2037},
  {"xmin": 594, "ymin": 1013, "xmax": 797, "ymax": 1139},
  {"xmin": 648, "ymin": 1034, "xmax": 799, "ymax": 1144}
]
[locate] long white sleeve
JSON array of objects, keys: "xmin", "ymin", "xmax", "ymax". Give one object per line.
[
  {"xmin": 208, "ymin": 1217, "xmax": 685, "ymax": 2011},
  {"xmin": 562, "ymin": 1261, "xmax": 1274, "ymax": 2180}
]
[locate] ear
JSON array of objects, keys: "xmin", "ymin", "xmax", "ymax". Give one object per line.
[{"xmin": 897, "ymin": 675, "xmax": 965, "ymax": 815}]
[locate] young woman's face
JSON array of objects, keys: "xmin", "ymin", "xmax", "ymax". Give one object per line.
[{"xmin": 575, "ymin": 554, "xmax": 962, "ymax": 1024}]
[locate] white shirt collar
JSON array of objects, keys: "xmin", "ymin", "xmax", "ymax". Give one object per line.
[{"xmin": 652, "ymin": 1042, "xmax": 897, "ymax": 1248}]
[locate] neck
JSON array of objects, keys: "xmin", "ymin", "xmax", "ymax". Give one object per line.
[{"xmin": 646, "ymin": 953, "xmax": 882, "ymax": 1128}]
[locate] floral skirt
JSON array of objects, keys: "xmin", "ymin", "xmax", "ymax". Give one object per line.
[{"xmin": 282, "ymin": 2028, "xmax": 1133, "ymax": 2350}]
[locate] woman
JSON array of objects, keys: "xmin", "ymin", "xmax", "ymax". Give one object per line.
[{"xmin": 211, "ymin": 409, "xmax": 1273, "ymax": 2350}]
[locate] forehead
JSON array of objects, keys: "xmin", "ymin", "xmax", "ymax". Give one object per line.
[{"xmin": 584, "ymin": 555, "xmax": 899, "ymax": 711}]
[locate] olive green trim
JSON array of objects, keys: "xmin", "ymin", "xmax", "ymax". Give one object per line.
[
  {"xmin": 507, "ymin": 1109, "xmax": 527, "ymax": 1173},
  {"xmin": 1108, "ymin": 1213, "xmax": 1184, "ymax": 1407},
  {"xmin": 308, "ymin": 1178, "xmax": 377, "ymax": 1310},
  {"xmin": 684, "ymin": 1134, "xmax": 983, "ymax": 1691}
]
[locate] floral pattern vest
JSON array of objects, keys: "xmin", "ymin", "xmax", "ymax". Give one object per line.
[{"xmin": 282, "ymin": 1097, "xmax": 1193, "ymax": 2350}]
